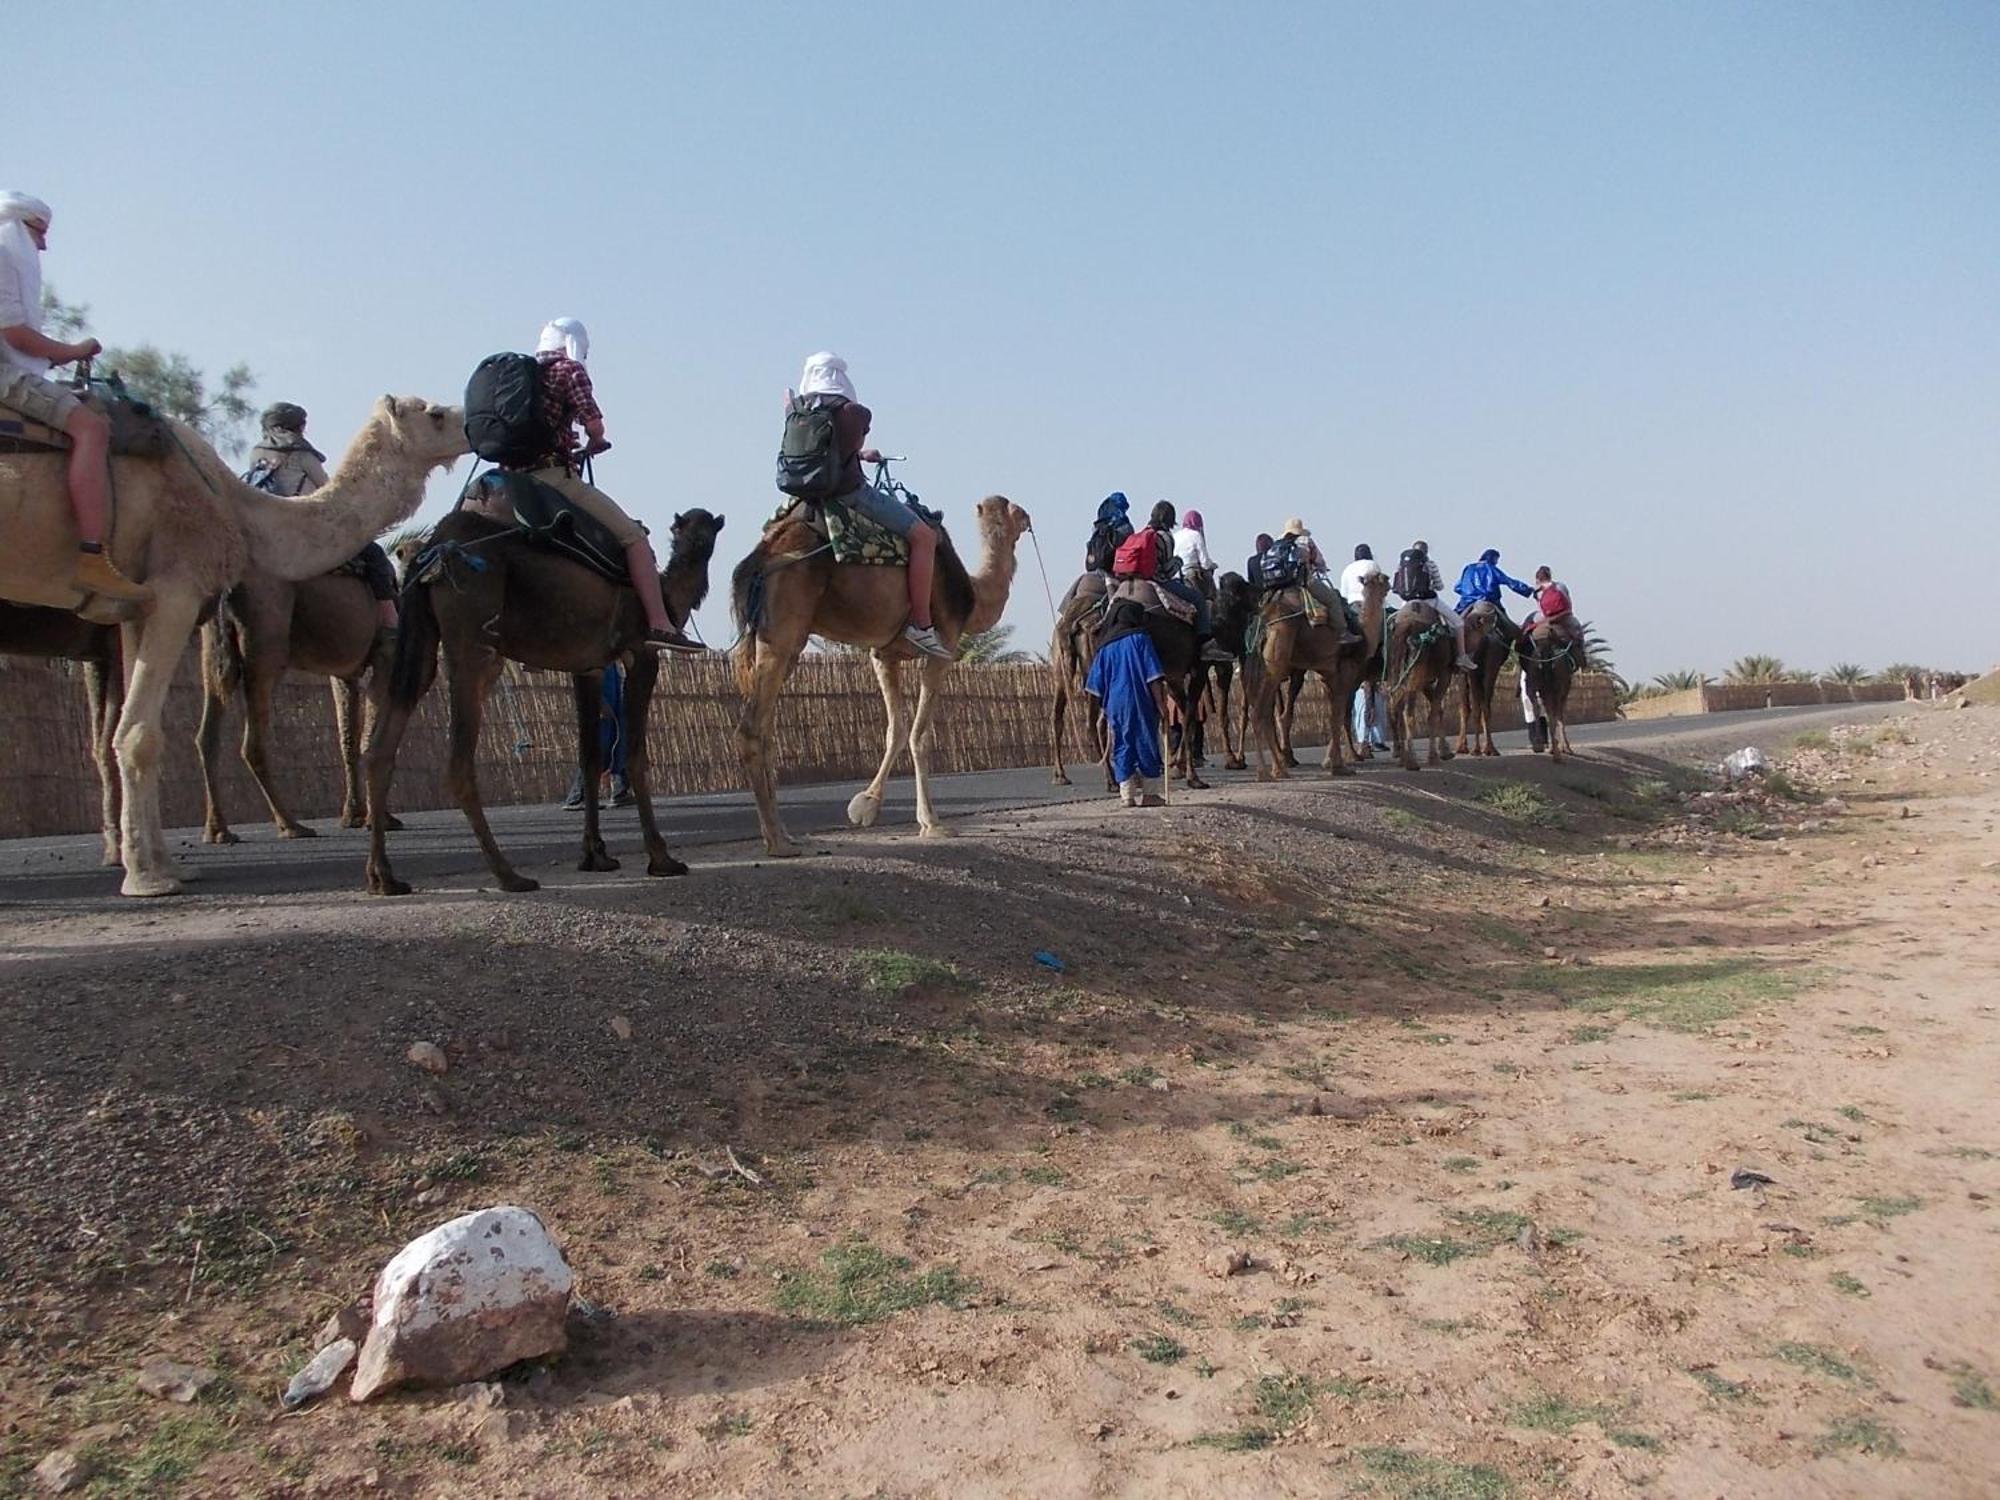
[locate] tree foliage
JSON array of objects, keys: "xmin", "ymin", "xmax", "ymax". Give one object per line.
[
  {"xmin": 39, "ymin": 285, "xmax": 258, "ymax": 457},
  {"xmin": 956, "ymin": 625, "xmax": 1034, "ymax": 664},
  {"xmin": 1724, "ymin": 654, "xmax": 1790, "ymax": 684},
  {"xmin": 1823, "ymin": 662, "xmax": 1868, "ymax": 685}
]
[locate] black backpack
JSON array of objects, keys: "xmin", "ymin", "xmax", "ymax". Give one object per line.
[
  {"xmin": 1394, "ymin": 548, "xmax": 1436, "ymax": 600},
  {"xmin": 776, "ymin": 394, "xmax": 845, "ymax": 499},
  {"xmin": 1084, "ymin": 519, "xmax": 1120, "ymax": 573},
  {"xmin": 1251, "ymin": 535, "xmax": 1303, "ymax": 591},
  {"xmin": 464, "ymin": 353, "xmax": 554, "ymax": 468}
]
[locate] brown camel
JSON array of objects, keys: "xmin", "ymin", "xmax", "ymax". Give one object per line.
[
  {"xmin": 0, "ymin": 395, "xmax": 465, "ymax": 894},
  {"xmin": 1048, "ymin": 592, "xmax": 1200, "ymax": 800},
  {"xmin": 1454, "ymin": 602, "xmax": 1511, "ymax": 757},
  {"xmin": 1385, "ymin": 603, "xmax": 1459, "ymax": 771},
  {"xmin": 196, "ymin": 570, "xmax": 397, "ymax": 843},
  {"xmin": 1519, "ymin": 625, "xmax": 1581, "ymax": 762},
  {"xmin": 731, "ymin": 495, "xmax": 1030, "ymax": 856},
  {"xmin": 0, "ymin": 604, "xmax": 121, "ymax": 864},
  {"xmin": 1250, "ymin": 572, "xmax": 1390, "ymax": 779},
  {"xmin": 1202, "ymin": 571, "xmax": 1255, "ymax": 771},
  {"xmin": 363, "ymin": 507, "xmax": 726, "ymax": 896}
]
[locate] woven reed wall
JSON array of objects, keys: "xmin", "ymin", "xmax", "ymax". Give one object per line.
[{"xmin": 0, "ymin": 655, "xmax": 1625, "ymax": 840}]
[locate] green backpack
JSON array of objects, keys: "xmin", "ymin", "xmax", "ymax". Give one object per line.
[{"xmin": 775, "ymin": 394, "xmax": 844, "ymax": 499}]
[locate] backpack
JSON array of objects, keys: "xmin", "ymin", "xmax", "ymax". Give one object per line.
[
  {"xmin": 1112, "ymin": 527, "xmax": 1161, "ymax": 580},
  {"xmin": 775, "ymin": 394, "xmax": 845, "ymax": 499},
  {"xmin": 464, "ymin": 353, "xmax": 554, "ymax": 469},
  {"xmin": 1251, "ymin": 535, "xmax": 1304, "ymax": 591},
  {"xmin": 1085, "ymin": 518, "xmax": 1121, "ymax": 573},
  {"xmin": 1393, "ymin": 548, "xmax": 1436, "ymax": 600}
]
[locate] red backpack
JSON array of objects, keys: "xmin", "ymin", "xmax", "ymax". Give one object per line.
[{"xmin": 1112, "ymin": 527, "xmax": 1160, "ymax": 579}]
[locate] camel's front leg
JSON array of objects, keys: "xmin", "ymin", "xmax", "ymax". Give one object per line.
[
  {"xmin": 733, "ymin": 622, "xmax": 810, "ymax": 858},
  {"xmin": 573, "ymin": 670, "xmax": 619, "ymax": 873},
  {"xmin": 241, "ymin": 656, "xmax": 318, "ymax": 839},
  {"xmin": 1049, "ymin": 658, "xmax": 1073, "ymax": 786},
  {"xmin": 909, "ymin": 656, "xmax": 953, "ymax": 837},
  {"xmin": 446, "ymin": 655, "xmax": 536, "ymax": 892},
  {"xmin": 621, "ymin": 653, "xmax": 685, "ymax": 876},
  {"xmin": 116, "ymin": 590, "xmax": 205, "ymax": 896},
  {"xmin": 194, "ymin": 619, "xmax": 240, "ymax": 845},
  {"xmin": 1426, "ymin": 683, "xmax": 1448, "ymax": 767},
  {"xmin": 849, "ymin": 653, "xmax": 909, "ymax": 828},
  {"xmin": 1454, "ymin": 674, "xmax": 1474, "ymax": 757},
  {"xmin": 1321, "ymin": 673, "xmax": 1353, "ymax": 778},
  {"xmin": 1250, "ymin": 672, "xmax": 1288, "ymax": 782}
]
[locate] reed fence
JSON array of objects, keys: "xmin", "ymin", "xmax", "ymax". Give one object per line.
[{"xmin": 0, "ymin": 654, "xmax": 1622, "ymax": 841}]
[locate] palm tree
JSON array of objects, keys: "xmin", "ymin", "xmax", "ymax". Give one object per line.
[
  {"xmin": 1649, "ymin": 669, "xmax": 1708, "ymax": 694},
  {"xmin": 1877, "ymin": 663, "xmax": 1926, "ymax": 685},
  {"xmin": 956, "ymin": 624, "xmax": 1032, "ymax": 664},
  {"xmin": 1725, "ymin": 654, "xmax": 1789, "ymax": 684},
  {"xmin": 1823, "ymin": 662, "xmax": 1868, "ymax": 685}
]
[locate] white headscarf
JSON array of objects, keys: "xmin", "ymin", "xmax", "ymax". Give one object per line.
[
  {"xmin": 798, "ymin": 350, "xmax": 855, "ymax": 402},
  {"xmin": 0, "ymin": 193, "xmax": 51, "ymax": 356},
  {"xmin": 536, "ymin": 317, "xmax": 589, "ymax": 363}
]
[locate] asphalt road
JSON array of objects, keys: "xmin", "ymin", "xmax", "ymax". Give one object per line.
[{"xmin": 0, "ymin": 700, "xmax": 1905, "ymax": 905}]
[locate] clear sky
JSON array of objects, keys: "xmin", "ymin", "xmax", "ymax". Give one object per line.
[{"xmin": 23, "ymin": 2, "xmax": 1998, "ymax": 681}]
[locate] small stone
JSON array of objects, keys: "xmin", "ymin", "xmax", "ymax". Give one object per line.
[
  {"xmin": 1148, "ymin": 1078, "xmax": 1171, "ymax": 1093},
  {"xmin": 1899, "ymin": 806, "xmax": 1913, "ymax": 820},
  {"xmin": 417, "ymin": 1083, "xmax": 450, "ymax": 1116},
  {"xmin": 282, "ymin": 1339, "xmax": 357, "ymax": 1409},
  {"xmin": 406, "ymin": 1041, "xmax": 448, "ymax": 1075},
  {"xmin": 608, "ymin": 1016, "xmax": 633, "ymax": 1041},
  {"xmin": 1534, "ymin": 895, "xmax": 1551, "ymax": 908},
  {"xmin": 135, "ymin": 1357, "xmax": 217, "ymax": 1404},
  {"xmin": 1541, "ymin": 946, "xmax": 1559, "ymax": 959},
  {"xmin": 360, "ymin": 1470, "xmax": 381, "ymax": 1490},
  {"xmin": 33, "ymin": 1449, "xmax": 88, "ymax": 1494},
  {"xmin": 1207, "ymin": 1248, "xmax": 1252, "ymax": 1278}
]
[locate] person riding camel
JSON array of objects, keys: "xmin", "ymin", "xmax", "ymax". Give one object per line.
[
  {"xmin": 1452, "ymin": 547, "xmax": 1533, "ymax": 652},
  {"xmin": 1116, "ymin": 501, "xmax": 1222, "ymax": 658},
  {"xmin": 1246, "ymin": 532, "xmax": 1273, "ymax": 583},
  {"xmin": 1278, "ymin": 519, "xmax": 1361, "ymax": 645},
  {"xmin": 1085, "ymin": 491, "xmax": 1133, "ymax": 574},
  {"xmin": 525, "ymin": 318, "xmax": 700, "ymax": 653},
  {"xmin": 1171, "ymin": 508, "xmax": 1216, "ymax": 583},
  {"xmin": 244, "ymin": 403, "xmax": 399, "ymax": 633},
  {"xmin": 0, "ymin": 192, "xmax": 151, "ymax": 609},
  {"xmin": 788, "ymin": 351, "xmax": 949, "ymax": 659},
  {"xmin": 1391, "ymin": 539, "xmax": 1479, "ymax": 672},
  {"xmin": 1521, "ymin": 565, "xmax": 1588, "ymax": 666}
]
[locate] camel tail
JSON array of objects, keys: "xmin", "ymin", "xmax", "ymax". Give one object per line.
[
  {"xmin": 730, "ymin": 547, "xmax": 767, "ymax": 639},
  {"xmin": 389, "ymin": 574, "xmax": 439, "ymax": 710}
]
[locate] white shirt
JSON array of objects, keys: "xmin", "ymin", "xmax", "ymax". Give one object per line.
[
  {"xmin": 0, "ymin": 251, "xmax": 48, "ymax": 377},
  {"xmin": 1338, "ymin": 557, "xmax": 1384, "ymax": 604},
  {"xmin": 1171, "ymin": 525, "xmax": 1214, "ymax": 573}
]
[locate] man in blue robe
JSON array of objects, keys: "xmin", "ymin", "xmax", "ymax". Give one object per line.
[{"xmin": 1085, "ymin": 600, "xmax": 1170, "ymax": 807}]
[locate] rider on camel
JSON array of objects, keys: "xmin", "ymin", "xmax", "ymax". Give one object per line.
[{"xmin": 1452, "ymin": 547, "xmax": 1533, "ymax": 652}]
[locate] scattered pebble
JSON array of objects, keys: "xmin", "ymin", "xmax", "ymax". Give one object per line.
[{"xmin": 405, "ymin": 1041, "xmax": 448, "ymax": 1076}]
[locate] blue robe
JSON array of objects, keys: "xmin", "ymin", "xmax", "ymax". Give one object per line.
[{"xmin": 1086, "ymin": 632, "xmax": 1166, "ymax": 782}]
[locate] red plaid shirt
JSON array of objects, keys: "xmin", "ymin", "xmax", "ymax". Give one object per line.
[{"xmin": 536, "ymin": 352, "xmax": 602, "ymax": 469}]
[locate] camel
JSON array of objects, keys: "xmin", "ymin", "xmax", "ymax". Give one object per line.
[
  {"xmin": 1453, "ymin": 602, "xmax": 1512, "ymax": 758},
  {"xmin": 363, "ymin": 506, "xmax": 726, "ymax": 895},
  {"xmin": 196, "ymin": 569, "xmax": 398, "ymax": 843},
  {"xmin": 1250, "ymin": 572, "xmax": 1390, "ymax": 779},
  {"xmin": 732, "ymin": 495, "xmax": 1031, "ymax": 856},
  {"xmin": 1519, "ymin": 625, "xmax": 1581, "ymax": 762},
  {"xmin": 0, "ymin": 395, "xmax": 466, "ymax": 894},
  {"xmin": 1048, "ymin": 584, "xmax": 1206, "ymax": 794},
  {"xmin": 0, "ymin": 604, "xmax": 121, "ymax": 864},
  {"xmin": 1202, "ymin": 572, "xmax": 1254, "ymax": 770},
  {"xmin": 1385, "ymin": 603, "xmax": 1459, "ymax": 771}
]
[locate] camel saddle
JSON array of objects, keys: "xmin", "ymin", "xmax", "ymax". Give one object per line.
[
  {"xmin": 0, "ymin": 373, "xmax": 172, "ymax": 458},
  {"xmin": 767, "ymin": 492, "xmax": 935, "ymax": 567},
  {"xmin": 1111, "ymin": 577, "xmax": 1195, "ymax": 625},
  {"xmin": 464, "ymin": 470, "xmax": 628, "ymax": 585}
]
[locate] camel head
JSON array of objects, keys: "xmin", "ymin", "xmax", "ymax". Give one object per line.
[
  {"xmin": 666, "ymin": 507, "xmax": 726, "ymax": 566},
  {"xmin": 1363, "ymin": 571, "xmax": 1392, "ymax": 607},
  {"xmin": 662, "ymin": 508, "xmax": 726, "ymax": 617},
  {"xmin": 973, "ymin": 494, "xmax": 1032, "ymax": 554},
  {"xmin": 373, "ymin": 395, "xmax": 470, "ymax": 473}
]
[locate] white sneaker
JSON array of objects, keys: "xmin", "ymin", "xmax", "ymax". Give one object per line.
[
  {"xmin": 1456, "ymin": 652, "xmax": 1478, "ymax": 672},
  {"xmin": 904, "ymin": 624, "xmax": 953, "ymax": 659}
]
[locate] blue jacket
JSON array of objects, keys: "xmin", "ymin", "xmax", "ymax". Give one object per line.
[{"xmin": 1454, "ymin": 555, "xmax": 1532, "ymax": 613}]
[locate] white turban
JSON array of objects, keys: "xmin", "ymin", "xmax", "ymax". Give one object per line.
[
  {"xmin": 537, "ymin": 317, "xmax": 588, "ymax": 363},
  {"xmin": 798, "ymin": 350, "xmax": 855, "ymax": 402},
  {"xmin": 0, "ymin": 193, "xmax": 52, "ymax": 367}
]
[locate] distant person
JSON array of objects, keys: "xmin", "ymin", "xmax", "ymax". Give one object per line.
[
  {"xmin": 1452, "ymin": 547, "xmax": 1533, "ymax": 651},
  {"xmin": 0, "ymin": 191, "xmax": 150, "ymax": 607},
  {"xmin": 244, "ymin": 403, "xmax": 398, "ymax": 632},
  {"xmin": 1340, "ymin": 544, "xmax": 1389, "ymax": 749},
  {"xmin": 1086, "ymin": 599, "xmax": 1170, "ymax": 807},
  {"xmin": 1083, "ymin": 491, "xmax": 1133, "ymax": 574},
  {"xmin": 1171, "ymin": 508, "xmax": 1216, "ymax": 580},
  {"xmin": 562, "ymin": 665, "xmax": 633, "ymax": 810},
  {"xmin": 1280, "ymin": 519, "xmax": 1359, "ymax": 644},
  {"xmin": 1390, "ymin": 539, "xmax": 1478, "ymax": 672},
  {"xmin": 1521, "ymin": 565, "xmax": 1587, "ymax": 666},
  {"xmin": 1246, "ymin": 531, "xmax": 1273, "ymax": 582}
]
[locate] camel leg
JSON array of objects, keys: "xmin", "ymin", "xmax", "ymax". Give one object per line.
[
  {"xmin": 1426, "ymin": 682, "xmax": 1447, "ymax": 767},
  {"xmin": 352, "ymin": 657, "xmax": 404, "ymax": 830},
  {"xmin": 910, "ymin": 655, "xmax": 954, "ymax": 837},
  {"xmin": 363, "ymin": 618, "xmax": 441, "ymax": 897},
  {"xmin": 849, "ymin": 653, "xmax": 910, "ymax": 828},
  {"xmin": 1322, "ymin": 673, "xmax": 1352, "ymax": 778},
  {"xmin": 1050, "ymin": 659, "xmax": 1073, "ymax": 786},
  {"xmin": 1251, "ymin": 672, "xmax": 1289, "ymax": 782},
  {"xmin": 115, "ymin": 589, "xmax": 205, "ymax": 897},
  {"xmin": 734, "ymin": 621, "xmax": 813, "ymax": 858},
  {"xmin": 1454, "ymin": 673, "xmax": 1473, "ymax": 756},
  {"xmin": 84, "ymin": 657, "xmax": 123, "ymax": 866},
  {"xmin": 1218, "ymin": 665, "xmax": 1246, "ymax": 771},
  {"xmin": 1391, "ymin": 680, "xmax": 1420, "ymax": 772},
  {"xmin": 621, "ymin": 653, "xmax": 685, "ymax": 877},
  {"xmin": 194, "ymin": 619, "xmax": 241, "ymax": 846},
  {"xmin": 445, "ymin": 656, "xmax": 537, "ymax": 892},
  {"xmin": 334, "ymin": 676, "xmax": 364, "ymax": 827},
  {"xmin": 1280, "ymin": 682, "xmax": 1301, "ymax": 768},
  {"xmin": 573, "ymin": 670, "xmax": 620, "ymax": 873},
  {"xmin": 1180, "ymin": 684, "xmax": 1209, "ymax": 789},
  {"xmin": 235, "ymin": 654, "xmax": 317, "ymax": 839}
]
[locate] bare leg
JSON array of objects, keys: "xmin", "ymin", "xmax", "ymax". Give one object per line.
[
  {"xmin": 195, "ymin": 619, "xmax": 240, "ymax": 845},
  {"xmin": 849, "ymin": 653, "xmax": 909, "ymax": 828},
  {"xmin": 114, "ymin": 589, "xmax": 205, "ymax": 896},
  {"xmin": 906, "ymin": 525, "xmax": 937, "ymax": 630},
  {"xmin": 624, "ymin": 537, "xmax": 673, "ymax": 632},
  {"xmin": 574, "ymin": 671, "xmax": 619, "ymax": 872}
]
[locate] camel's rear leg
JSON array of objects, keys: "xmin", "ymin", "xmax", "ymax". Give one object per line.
[
  {"xmin": 236, "ymin": 655, "xmax": 318, "ymax": 839},
  {"xmin": 910, "ymin": 655, "xmax": 954, "ymax": 837},
  {"xmin": 194, "ymin": 618, "xmax": 242, "ymax": 846},
  {"xmin": 849, "ymin": 653, "xmax": 910, "ymax": 828},
  {"xmin": 115, "ymin": 591, "xmax": 206, "ymax": 896},
  {"xmin": 363, "ymin": 615, "xmax": 441, "ymax": 897},
  {"xmin": 621, "ymin": 652, "xmax": 685, "ymax": 877},
  {"xmin": 1454, "ymin": 674, "xmax": 1475, "ymax": 756},
  {"xmin": 573, "ymin": 670, "xmax": 619, "ymax": 873},
  {"xmin": 1049, "ymin": 659, "xmax": 1073, "ymax": 786},
  {"xmin": 84, "ymin": 656, "xmax": 123, "ymax": 866},
  {"xmin": 734, "ymin": 616, "xmax": 813, "ymax": 858},
  {"xmin": 1320, "ymin": 673, "xmax": 1353, "ymax": 778},
  {"xmin": 443, "ymin": 657, "xmax": 537, "ymax": 891}
]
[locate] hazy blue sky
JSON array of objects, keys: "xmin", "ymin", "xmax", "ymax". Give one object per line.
[{"xmin": 22, "ymin": 2, "xmax": 1998, "ymax": 679}]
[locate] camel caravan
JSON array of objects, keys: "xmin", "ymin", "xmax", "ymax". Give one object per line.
[{"xmin": 3, "ymin": 188, "xmax": 1588, "ymax": 900}]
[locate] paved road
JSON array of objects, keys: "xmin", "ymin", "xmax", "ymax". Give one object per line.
[{"xmin": 0, "ymin": 700, "xmax": 1905, "ymax": 905}]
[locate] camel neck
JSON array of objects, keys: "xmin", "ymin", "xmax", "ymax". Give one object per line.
[{"xmin": 964, "ymin": 520, "xmax": 1020, "ymax": 634}]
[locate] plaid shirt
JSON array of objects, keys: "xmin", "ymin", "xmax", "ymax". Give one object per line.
[{"xmin": 536, "ymin": 352, "xmax": 602, "ymax": 468}]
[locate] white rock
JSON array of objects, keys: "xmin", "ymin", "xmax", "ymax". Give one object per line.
[
  {"xmin": 406, "ymin": 1041, "xmax": 448, "ymax": 1076},
  {"xmin": 350, "ymin": 1206, "xmax": 572, "ymax": 1402},
  {"xmin": 33, "ymin": 1449, "xmax": 88, "ymax": 1494},
  {"xmin": 282, "ymin": 1338, "xmax": 357, "ymax": 1409},
  {"xmin": 609, "ymin": 1016, "xmax": 633, "ymax": 1041}
]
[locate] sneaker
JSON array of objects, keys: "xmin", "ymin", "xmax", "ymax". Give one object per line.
[
  {"xmin": 903, "ymin": 624, "xmax": 954, "ymax": 659},
  {"xmin": 609, "ymin": 776, "xmax": 636, "ymax": 808},
  {"xmin": 1455, "ymin": 652, "xmax": 1478, "ymax": 672},
  {"xmin": 641, "ymin": 625, "xmax": 705, "ymax": 655},
  {"xmin": 72, "ymin": 545, "xmax": 152, "ymax": 606},
  {"xmin": 560, "ymin": 773, "xmax": 586, "ymax": 812}
]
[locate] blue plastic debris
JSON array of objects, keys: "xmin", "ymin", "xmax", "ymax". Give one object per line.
[{"xmin": 1033, "ymin": 951, "xmax": 1066, "ymax": 973}]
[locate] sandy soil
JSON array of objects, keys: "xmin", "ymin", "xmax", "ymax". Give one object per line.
[{"xmin": 2, "ymin": 704, "xmax": 1996, "ymax": 1499}]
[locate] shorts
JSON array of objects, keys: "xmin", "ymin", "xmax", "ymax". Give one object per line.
[
  {"xmin": 838, "ymin": 480, "xmax": 924, "ymax": 540},
  {"xmin": 0, "ymin": 367, "xmax": 81, "ymax": 428},
  {"xmin": 527, "ymin": 466, "xmax": 646, "ymax": 547}
]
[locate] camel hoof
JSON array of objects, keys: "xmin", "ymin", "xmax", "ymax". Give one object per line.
[
  {"xmin": 1224, "ymin": 757, "xmax": 1248, "ymax": 771},
  {"xmin": 765, "ymin": 839, "xmax": 805, "ymax": 859},
  {"xmin": 1327, "ymin": 764, "xmax": 1355, "ymax": 778},
  {"xmin": 578, "ymin": 848, "xmax": 621, "ymax": 873},
  {"xmin": 1052, "ymin": 773, "xmax": 1072, "ymax": 786},
  {"xmin": 100, "ymin": 847, "xmax": 123, "ymax": 869},
  {"xmin": 919, "ymin": 822, "xmax": 956, "ymax": 840},
  {"xmin": 279, "ymin": 823, "xmax": 319, "ymax": 840},
  {"xmin": 204, "ymin": 828, "xmax": 240, "ymax": 846},
  {"xmin": 339, "ymin": 813, "xmax": 364, "ymax": 829},
  {"xmin": 846, "ymin": 791, "xmax": 882, "ymax": 828},
  {"xmin": 648, "ymin": 853, "xmax": 689, "ymax": 878},
  {"xmin": 120, "ymin": 869, "xmax": 184, "ymax": 898},
  {"xmin": 496, "ymin": 873, "xmax": 541, "ymax": 893},
  {"xmin": 1186, "ymin": 776, "xmax": 1210, "ymax": 791}
]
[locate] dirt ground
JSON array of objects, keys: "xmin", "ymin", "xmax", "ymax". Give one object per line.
[{"xmin": 2, "ymin": 703, "xmax": 1997, "ymax": 1499}]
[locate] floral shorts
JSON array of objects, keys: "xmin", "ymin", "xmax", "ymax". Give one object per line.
[{"xmin": 0, "ymin": 367, "xmax": 81, "ymax": 428}]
